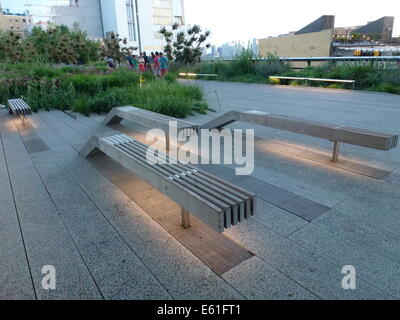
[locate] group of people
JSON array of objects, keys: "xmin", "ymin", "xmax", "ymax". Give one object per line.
[
  {"xmin": 106, "ymin": 51, "xmax": 169, "ymax": 78},
  {"xmin": 125, "ymin": 52, "xmax": 169, "ymax": 78}
]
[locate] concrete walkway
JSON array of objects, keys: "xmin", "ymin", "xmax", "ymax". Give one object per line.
[{"xmin": 1, "ymin": 81, "xmax": 400, "ymax": 300}]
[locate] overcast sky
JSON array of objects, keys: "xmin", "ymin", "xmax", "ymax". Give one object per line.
[{"xmin": 3, "ymin": 0, "xmax": 399, "ymax": 45}]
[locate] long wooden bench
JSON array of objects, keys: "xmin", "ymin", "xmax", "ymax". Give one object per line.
[
  {"xmin": 269, "ymin": 76, "xmax": 356, "ymax": 89},
  {"xmin": 201, "ymin": 110, "xmax": 398, "ymax": 162},
  {"xmin": 103, "ymin": 106, "xmax": 199, "ymax": 149},
  {"xmin": 81, "ymin": 133, "xmax": 256, "ymax": 232},
  {"xmin": 7, "ymin": 99, "xmax": 32, "ymax": 116},
  {"xmin": 179, "ymin": 73, "xmax": 218, "ymax": 79}
]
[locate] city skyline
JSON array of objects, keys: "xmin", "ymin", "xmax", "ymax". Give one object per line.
[{"xmin": 1, "ymin": 0, "xmax": 399, "ymax": 45}]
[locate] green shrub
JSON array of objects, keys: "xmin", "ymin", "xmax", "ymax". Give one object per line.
[
  {"xmin": 177, "ymin": 83, "xmax": 203, "ymax": 101},
  {"xmin": 129, "ymin": 81, "xmax": 194, "ymax": 118},
  {"xmin": 103, "ymin": 69, "xmax": 141, "ymax": 88},
  {"xmin": 376, "ymin": 83, "xmax": 400, "ymax": 94},
  {"xmin": 327, "ymin": 83, "xmax": 345, "ymax": 89},
  {"xmin": 0, "ymin": 60, "xmax": 209, "ymax": 117},
  {"xmin": 254, "ymin": 60, "xmax": 290, "ymax": 77},
  {"xmin": 232, "ymin": 49, "xmax": 255, "ymax": 75},
  {"xmin": 164, "ymin": 72, "xmax": 177, "ymax": 83},
  {"xmin": 87, "ymin": 88, "xmax": 131, "ymax": 113},
  {"xmin": 31, "ymin": 65, "xmax": 63, "ymax": 78},
  {"xmin": 142, "ymin": 71, "xmax": 156, "ymax": 83},
  {"xmin": 72, "ymin": 96, "xmax": 91, "ymax": 116},
  {"xmin": 66, "ymin": 74, "xmax": 103, "ymax": 95},
  {"xmin": 193, "ymin": 101, "xmax": 209, "ymax": 114},
  {"xmin": 289, "ymin": 80, "xmax": 303, "ymax": 86},
  {"xmin": 23, "ymin": 80, "xmax": 76, "ymax": 112}
]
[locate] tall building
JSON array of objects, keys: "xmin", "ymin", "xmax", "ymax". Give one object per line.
[
  {"xmin": 259, "ymin": 15, "xmax": 397, "ymax": 65},
  {"xmin": 50, "ymin": 0, "xmax": 104, "ymax": 39},
  {"xmin": 0, "ymin": 2, "xmax": 33, "ymax": 35},
  {"xmin": 49, "ymin": 0, "xmax": 185, "ymax": 52}
]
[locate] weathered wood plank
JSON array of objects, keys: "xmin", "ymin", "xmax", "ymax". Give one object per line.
[
  {"xmin": 81, "ymin": 133, "xmax": 256, "ymax": 232},
  {"xmin": 201, "ymin": 110, "xmax": 398, "ymax": 151}
]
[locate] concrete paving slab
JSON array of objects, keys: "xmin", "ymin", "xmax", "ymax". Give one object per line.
[
  {"xmin": 253, "ymin": 199, "xmax": 309, "ymax": 237},
  {"xmin": 0, "ymin": 116, "xmax": 102, "ymax": 300},
  {"xmin": 289, "ymin": 223, "xmax": 400, "ymax": 298},
  {"xmin": 314, "ymin": 209, "xmax": 400, "ymax": 262},
  {"xmin": 0, "ymin": 116, "xmax": 36, "ymax": 300},
  {"xmin": 29, "ymin": 150, "xmax": 172, "ymax": 300},
  {"xmin": 225, "ymin": 219, "xmax": 393, "ymax": 299},
  {"xmin": 330, "ymin": 181, "xmax": 400, "ymax": 237},
  {"xmin": 222, "ymin": 256, "xmax": 319, "ymax": 300}
]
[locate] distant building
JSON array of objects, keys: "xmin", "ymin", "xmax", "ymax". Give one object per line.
[
  {"xmin": 217, "ymin": 41, "xmax": 244, "ymax": 59},
  {"xmin": 259, "ymin": 15, "xmax": 398, "ymax": 66},
  {"xmin": 49, "ymin": 0, "xmax": 185, "ymax": 52},
  {"xmin": 50, "ymin": 0, "xmax": 104, "ymax": 39},
  {"xmin": 0, "ymin": 2, "xmax": 33, "ymax": 35},
  {"xmin": 249, "ymin": 38, "xmax": 259, "ymax": 57}
]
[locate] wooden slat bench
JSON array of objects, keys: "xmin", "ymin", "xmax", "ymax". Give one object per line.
[
  {"xmin": 7, "ymin": 99, "xmax": 32, "ymax": 116},
  {"xmin": 179, "ymin": 73, "xmax": 218, "ymax": 79},
  {"xmin": 103, "ymin": 106, "xmax": 199, "ymax": 149},
  {"xmin": 81, "ymin": 133, "xmax": 256, "ymax": 233},
  {"xmin": 201, "ymin": 110, "xmax": 398, "ymax": 162},
  {"xmin": 269, "ymin": 76, "xmax": 356, "ymax": 89}
]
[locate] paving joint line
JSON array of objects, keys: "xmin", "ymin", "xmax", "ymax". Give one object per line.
[{"xmin": 0, "ymin": 118, "xmax": 38, "ymax": 300}]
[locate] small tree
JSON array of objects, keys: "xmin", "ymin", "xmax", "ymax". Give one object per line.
[
  {"xmin": 159, "ymin": 24, "xmax": 211, "ymax": 65},
  {"xmin": 101, "ymin": 33, "xmax": 137, "ymax": 63}
]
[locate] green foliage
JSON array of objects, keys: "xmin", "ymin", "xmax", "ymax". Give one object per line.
[
  {"xmin": 86, "ymin": 88, "xmax": 131, "ymax": 113},
  {"xmin": 31, "ymin": 65, "xmax": 63, "ymax": 78},
  {"xmin": 0, "ymin": 26, "xmax": 101, "ymax": 64},
  {"xmin": 101, "ymin": 32, "xmax": 137, "ymax": 63},
  {"xmin": 193, "ymin": 101, "xmax": 209, "ymax": 114},
  {"xmin": 164, "ymin": 72, "xmax": 177, "ymax": 83},
  {"xmin": 64, "ymin": 69, "xmax": 141, "ymax": 96},
  {"xmin": 0, "ymin": 26, "xmax": 141, "ymax": 65},
  {"xmin": 23, "ymin": 80, "xmax": 76, "ymax": 112},
  {"xmin": 72, "ymin": 96, "xmax": 91, "ymax": 116},
  {"xmin": 178, "ymin": 52, "xmax": 290, "ymax": 82},
  {"xmin": 128, "ymin": 81, "xmax": 200, "ymax": 118},
  {"xmin": 0, "ymin": 60, "xmax": 207, "ymax": 117},
  {"xmin": 179, "ymin": 56, "xmax": 400, "ymax": 95},
  {"xmin": 160, "ymin": 24, "xmax": 211, "ymax": 64},
  {"xmin": 376, "ymin": 83, "xmax": 400, "ymax": 94},
  {"xmin": 232, "ymin": 49, "xmax": 255, "ymax": 74},
  {"xmin": 141, "ymin": 71, "xmax": 156, "ymax": 83},
  {"xmin": 281, "ymin": 63, "xmax": 400, "ymax": 93}
]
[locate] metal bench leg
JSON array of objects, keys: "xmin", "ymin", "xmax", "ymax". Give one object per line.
[
  {"xmin": 332, "ymin": 141, "xmax": 341, "ymax": 162},
  {"xmin": 166, "ymin": 133, "xmax": 170, "ymax": 151},
  {"xmin": 181, "ymin": 207, "xmax": 191, "ymax": 229}
]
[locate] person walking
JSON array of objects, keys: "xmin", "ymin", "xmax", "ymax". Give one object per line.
[
  {"xmin": 143, "ymin": 51, "xmax": 150, "ymax": 71},
  {"xmin": 159, "ymin": 53, "xmax": 169, "ymax": 78},
  {"xmin": 131, "ymin": 54, "xmax": 139, "ymax": 72},
  {"xmin": 149, "ymin": 52, "xmax": 155, "ymax": 72},
  {"xmin": 107, "ymin": 56, "xmax": 117, "ymax": 69},
  {"xmin": 154, "ymin": 52, "xmax": 160, "ymax": 77},
  {"xmin": 138, "ymin": 54, "xmax": 145, "ymax": 74},
  {"xmin": 126, "ymin": 54, "xmax": 134, "ymax": 69}
]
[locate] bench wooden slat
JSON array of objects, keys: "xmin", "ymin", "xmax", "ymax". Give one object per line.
[
  {"xmin": 81, "ymin": 133, "xmax": 256, "ymax": 232},
  {"xmin": 269, "ymin": 76, "xmax": 355, "ymax": 84},
  {"xmin": 116, "ymin": 141, "xmax": 237, "ymax": 228},
  {"xmin": 103, "ymin": 106, "xmax": 199, "ymax": 133},
  {"xmin": 201, "ymin": 110, "xmax": 398, "ymax": 154},
  {"xmin": 7, "ymin": 98, "xmax": 32, "ymax": 116},
  {"xmin": 123, "ymin": 140, "xmax": 248, "ymax": 226}
]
